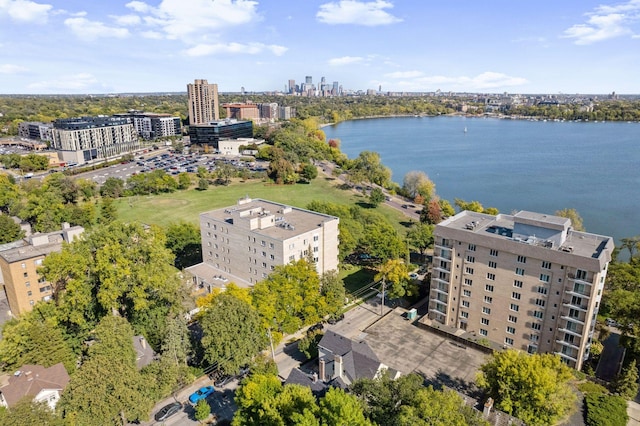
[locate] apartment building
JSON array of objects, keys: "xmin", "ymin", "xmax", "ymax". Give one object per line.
[
  {"xmin": 51, "ymin": 116, "xmax": 140, "ymax": 165},
  {"xmin": 0, "ymin": 223, "xmax": 84, "ymax": 315},
  {"xmin": 188, "ymin": 198, "xmax": 339, "ymax": 289},
  {"xmin": 187, "ymin": 79, "xmax": 219, "ymax": 125},
  {"xmin": 114, "ymin": 111, "xmax": 182, "ymax": 139},
  {"xmin": 223, "ymin": 102, "xmax": 260, "ymax": 120},
  {"xmin": 428, "ymin": 210, "xmax": 614, "ymax": 370}
]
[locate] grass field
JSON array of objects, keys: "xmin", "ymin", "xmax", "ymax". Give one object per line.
[{"xmin": 114, "ymin": 175, "xmax": 412, "ymax": 234}]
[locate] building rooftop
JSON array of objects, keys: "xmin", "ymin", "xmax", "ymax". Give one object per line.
[
  {"xmin": 438, "ymin": 210, "xmax": 613, "ymax": 262},
  {"xmin": 0, "ymin": 363, "xmax": 70, "ymax": 407},
  {"xmin": 0, "ymin": 225, "xmax": 84, "ymax": 263},
  {"xmin": 200, "ymin": 198, "xmax": 338, "ymax": 241}
]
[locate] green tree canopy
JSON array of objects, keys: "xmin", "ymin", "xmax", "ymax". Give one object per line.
[
  {"xmin": 199, "ymin": 292, "xmax": 268, "ymax": 374},
  {"xmin": 0, "ymin": 214, "xmax": 25, "ymax": 244},
  {"xmin": 476, "ymin": 350, "xmax": 576, "ymax": 426},
  {"xmin": 165, "ymin": 221, "xmax": 202, "ymax": 269}
]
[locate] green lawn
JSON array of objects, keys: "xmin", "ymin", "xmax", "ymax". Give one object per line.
[{"xmin": 114, "ymin": 176, "xmax": 409, "ymax": 230}]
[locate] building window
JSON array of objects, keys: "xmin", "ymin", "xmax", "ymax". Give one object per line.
[
  {"xmin": 481, "ymin": 318, "xmax": 490, "ymax": 325},
  {"xmin": 25, "ymin": 281, "xmax": 30, "ymax": 287},
  {"xmin": 29, "ymin": 300, "xmax": 34, "ymax": 306},
  {"xmin": 530, "ymin": 334, "xmax": 539, "ymax": 342},
  {"xmin": 535, "ymin": 299, "xmax": 546, "ymax": 307},
  {"xmin": 487, "ymin": 273, "xmax": 495, "ymax": 281},
  {"xmin": 512, "ymin": 292, "xmax": 521, "ymax": 300},
  {"xmin": 270, "ymin": 242, "xmax": 275, "ymax": 249},
  {"xmin": 479, "ymin": 329, "xmax": 488, "ymax": 336},
  {"xmin": 517, "ymin": 255, "xmax": 527, "ymax": 263},
  {"xmin": 510, "ymin": 303, "xmax": 519, "ymax": 312},
  {"xmin": 21, "ymin": 263, "xmax": 26, "ymax": 269},
  {"xmin": 508, "ymin": 315, "xmax": 517, "ymax": 323},
  {"xmin": 262, "ymin": 251, "xmax": 267, "ymax": 257},
  {"xmin": 531, "ymin": 322, "xmax": 542, "ymax": 330},
  {"xmin": 462, "ymin": 300, "xmax": 470, "ymax": 308},
  {"xmin": 313, "ymin": 246, "xmax": 319, "ymax": 252},
  {"xmin": 515, "ymin": 267, "xmax": 525, "ymax": 276},
  {"xmin": 465, "ymin": 267, "xmax": 474, "ymax": 274},
  {"xmin": 576, "ymin": 269, "xmax": 588, "ymax": 280},
  {"xmin": 482, "ymin": 307, "xmax": 491, "ymax": 314},
  {"xmin": 540, "ymin": 274, "xmax": 550, "ymax": 283},
  {"xmin": 488, "ymin": 261, "xmax": 497, "ymax": 269},
  {"xmin": 490, "ymin": 249, "xmax": 498, "ymax": 257},
  {"xmin": 463, "ymin": 289, "xmax": 471, "ymax": 297},
  {"xmin": 23, "ymin": 272, "xmax": 28, "ymax": 278},
  {"xmin": 313, "ymin": 235, "xmax": 319, "ymax": 242},
  {"xmin": 262, "ymin": 262, "xmax": 267, "ymax": 268},
  {"xmin": 484, "ymin": 296, "xmax": 493, "ymax": 304},
  {"xmin": 527, "ymin": 345, "xmax": 537, "ymax": 354},
  {"xmin": 533, "ymin": 311, "xmax": 544, "ymax": 319},
  {"xmin": 460, "ymin": 311, "xmax": 469, "ymax": 318},
  {"xmin": 485, "ymin": 284, "xmax": 494, "ymax": 292},
  {"xmin": 466, "ymin": 255, "xmax": 475, "ymax": 263},
  {"xmin": 513, "ymin": 280, "xmax": 523, "ymax": 288},
  {"xmin": 542, "ymin": 261, "xmax": 551, "ymax": 269},
  {"xmin": 506, "ymin": 326, "xmax": 515, "ymax": 334},
  {"xmin": 34, "ymin": 259, "xmax": 43, "ymax": 266},
  {"xmin": 537, "ymin": 286, "xmax": 548, "ymax": 295},
  {"xmin": 289, "ymin": 255, "xmax": 295, "ymax": 261},
  {"xmin": 468, "ymin": 244, "xmax": 476, "ymax": 251},
  {"xmin": 270, "ymin": 254, "xmax": 275, "ymax": 260},
  {"xmin": 261, "ymin": 240, "xmax": 266, "ymax": 246},
  {"xmin": 505, "ymin": 337, "xmax": 514, "ymax": 345},
  {"xmin": 27, "ymin": 291, "xmax": 32, "ymax": 296},
  {"xmin": 464, "ymin": 278, "xmax": 473, "ymax": 286}
]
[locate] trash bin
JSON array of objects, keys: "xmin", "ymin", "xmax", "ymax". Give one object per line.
[{"xmin": 407, "ymin": 308, "xmax": 417, "ymax": 320}]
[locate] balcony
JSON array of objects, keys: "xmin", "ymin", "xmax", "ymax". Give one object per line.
[
  {"xmin": 429, "ymin": 306, "xmax": 446, "ymax": 315},
  {"xmin": 434, "ymin": 250, "xmax": 452, "ymax": 261},
  {"xmin": 561, "ymin": 315, "xmax": 585, "ymax": 325},
  {"xmin": 562, "ymin": 300, "xmax": 589, "ymax": 311},
  {"xmin": 556, "ymin": 339, "xmax": 580, "ymax": 351},
  {"xmin": 559, "ymin": 327, "xmax": 583, "ymax": 338},
  {"xmin": 432, "ymin": 265, "xmax": 451, "ymax": 274},
  {"xmin": 555, "ymin": 351, "xmax": 578, "ymax": 363},
  {"xmin": 429, "ymin": 297, "xmax": 448, "ymax": 306},
  {"xmin": 432, "ymin": 287, "xmax": 449, "ymax": 296},
  {"xmin": 564, "ymin": 286, "xmax": 590, "ymax": 298},
  {"xmin": 567, "ymin": 273, "xmax": 593, "ymax": 285}
]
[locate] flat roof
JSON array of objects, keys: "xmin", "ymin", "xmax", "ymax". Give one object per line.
[
  {"xmin": 200, "ymin": 198, "xmax": 338, "ymax": 241},
  {"xmin": 438, "ymin": 210, "xmax": 613, "ymax": 260}
]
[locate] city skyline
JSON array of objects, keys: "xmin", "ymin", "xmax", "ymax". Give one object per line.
[{"xmin": 1, "ymin": 0, "xmax": 640, "ymax": 95}]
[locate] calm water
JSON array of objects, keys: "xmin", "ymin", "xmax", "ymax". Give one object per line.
[{"xmin": 323, "ymin": 116, "xmax": 640, "ymax": 244}]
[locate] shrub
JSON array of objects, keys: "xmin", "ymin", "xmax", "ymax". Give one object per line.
[{"xmin": 585, "ymin": 393, "xmax": 628, "ymax": 426}]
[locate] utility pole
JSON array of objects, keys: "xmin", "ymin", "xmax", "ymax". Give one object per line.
[{"xmin": 380, "ymin": 279, "xmax": 386, "ymax": 316}]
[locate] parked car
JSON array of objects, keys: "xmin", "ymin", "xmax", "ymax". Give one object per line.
[
  {"xmin": 154, "ymin": 401, "xmax": 183, "ymax": 422},
  {"xmin": 214, "ymin": 374, "xmax": 234, "ymax": 388},
  {"xmin": 409, "ymin": 273, "xmax": 419, "ymax": 279},
  {"xmin": 188, "ymin": 386, "xmax": 215, "ymax": 404},
  {"xmin": 326, "ymin": 313, "xmax": 345, "ymax": 325}
]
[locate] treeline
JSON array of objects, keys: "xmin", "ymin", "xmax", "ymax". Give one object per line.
[{"xmin": 506, "ymin": 101, "xmax": 640, "ymax": 122}]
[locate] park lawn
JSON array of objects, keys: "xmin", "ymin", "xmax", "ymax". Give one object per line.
[{"xmin": 114, "ymin": 175, "xmax": 409, "ymax": 230}]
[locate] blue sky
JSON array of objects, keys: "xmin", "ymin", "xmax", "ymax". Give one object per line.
[{"xmin": 1, "ymin": 0, "xmax": 640, "ymax": 94}]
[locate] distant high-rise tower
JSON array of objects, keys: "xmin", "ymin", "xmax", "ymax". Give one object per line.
[
  {"xmin": 187, "ymin": 79, "xmax": 219, "ymax": 125},
  {"xmin": 305, "ymin": 76, "xmax": 312, "ymax": 84},
  {"xmin": 288, "ymin": 79, "xmax": 295, "ymax": 94}
]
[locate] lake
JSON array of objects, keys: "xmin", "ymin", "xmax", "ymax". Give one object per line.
[{"xmin": 323, "ymin": 116, "xmax": 640, "ymax": 245}]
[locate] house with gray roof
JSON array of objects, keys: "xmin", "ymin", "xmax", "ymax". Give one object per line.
[{"xmin": 0, "ymin": 363, "xmax": 70, "ymax": 410}]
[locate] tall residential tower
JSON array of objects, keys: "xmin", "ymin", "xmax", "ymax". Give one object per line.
[
  {"xmin": 428, "ymin": 210, "xmax": 614, "ymax": 370},
  {"xmin": 187, "ymin": 79, "xmax": 219, "ymax": 125}
]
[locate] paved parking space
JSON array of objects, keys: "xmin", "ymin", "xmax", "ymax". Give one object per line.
[{"xmin": 361, "ymin": 308, "xmax": 489, "ymax": 388}]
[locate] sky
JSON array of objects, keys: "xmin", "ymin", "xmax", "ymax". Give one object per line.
[{"xmin": 1, "ymin": 0, "xmax": 640, "ymax": 94}]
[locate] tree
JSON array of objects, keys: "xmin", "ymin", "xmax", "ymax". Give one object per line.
[
  {"xmin": 320, "ymin": 270, "xmax": 346, "ymax": 319},
  {"xmin": 420, "ymin": 198, "xmax": 442, "ymax": 224},
  {"xmin": 476, "ymin": 350, "xmax": 575, "ymax": 426},
  {"xmin": 299, "ymin": 163, "xmax": 318, "ymax": 183},
  {"xmin": 397, "ymin": 386, "xmax": 489, "ymax": 426},
  {"xmin": 252, "ymin": 259, "xmax": 325, "ymax": 335},
  {"xmin": 613, "ymin": 359, "xmax": 638, "ymax": 400},
  {"xmin": 406, "ymin": 223, "xmax": 434, "ymax": 256},
  {"xmin": 177, "ymin": 172, "xmax": 191, "ymax": 190},
  {"xmin": 165, "ymin": 221, "xmax": 202, "ymax": 269},
  {"xmin": 375, "ymin": 259, "xmax": 413, "ymax": 300},
  {"xmin": 0, "ymin": 174, "xmax": 21, "ymax": 213},
  {"xmin": 298, "ymin": 329, "xmax": 323, "ymax": 360},
  {"xmin": 0, "ymin": 214, "xmax": 25, "ymax": 243},
  {"xmin": 319, "ymin": 387, "xmax": 372, "ymax": 426},
  {"xmin": 0, "ymin": 398, "xmax": 66, "ymax": 426},
  {"xmin": 555, "ymin": 208, "xmax": 585, "ymax": 231},
  {"xmin": 161, "ymin": 315, "xmax": 192, "ymax": 367},
  {"xmin": 60, "ymin": 316, "xmax": 153, "ymax": 425},
  {"xmin": 402, "ymin": 171, "xmax": 435, "ymax": 201},
  {"xmin": 368, "ymin": 187, "xmax": 385, "ymax": 207},
  {"xmin": 350, "ymin": 151, "xmax": 391, "ymax": 187},
  {"xmin": 99, "ymin": 197, "xmax": 118, "ymax": 224},
  {"xmin": 100, "ymin": 177, "xmax": 125, "ymax": 198},
  {"xmin": 194, "ymin": 399, "xmax": 211, "ymax": 423},
  {"xmin": 197, "ymin": 177, "xmax": 209, "ymax": 190},
  {"xmin": 199, "ymin": 293, "xmax": 268, "ymax": 374}
]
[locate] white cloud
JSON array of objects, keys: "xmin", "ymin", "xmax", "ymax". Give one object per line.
[
  {"xmin": 0, "ymin": 0, "xmax": 53, "ymax": 23},
  {"xmin": 328, "ymin": 56, "xmax": 365, "ymax": 66},
  {"xmin": 126, "ymin": 0, "xmax": 260, "ymax": 41},
  {"xmin": 384, "ymin": 70, "xmax": 423, "ymax": 78},
  {"xmin": 393, "ymin": 71, "xmax": 528, "ymax": 91},
  {"xmin": 184, "ymin": 42, "xmax": 287, "ymax": 57},
  {"xmin": 64, "ymin": 17, "xmax": 130, "ymax": 41},
  {"xmin": 563, "ymin": 0, "xmax": 640, "ymax": 44},
  {"xmin": 317, "ymin": 0, "xmax": 402, "ymax": 26},
  {"xmin": 141, "ymin": 30, "xmax": 164, "ymax": 39},
  {"xmin": 110, "ymin": 14, "xmax": 141, "ymax": 26},
  {"xmin": 27, "ymin": 73, "xmax": 103, "ymax": 92},
  {"xmin": 0, "ymin": 63, "xmax": 29, "ymax": 74}
]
